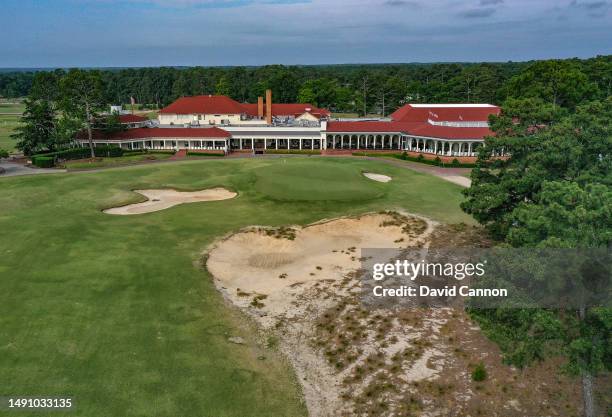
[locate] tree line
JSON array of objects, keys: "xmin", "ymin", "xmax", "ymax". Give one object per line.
[
  {"xmin": 1, "ymin": 56, "xmax": 610, "ymax": 115},
  {"xmin": 463, "ymin": 94, "xmax": 611, "ymax": 417}
]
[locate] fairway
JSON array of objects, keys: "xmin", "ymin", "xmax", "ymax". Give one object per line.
[
  {"xmin": 0, "ymin": 114, "xmax": 21, "ymax": 152},
  {"xmin": 0, "ymin": 157, "xmax": 471, "ymax": 417}
]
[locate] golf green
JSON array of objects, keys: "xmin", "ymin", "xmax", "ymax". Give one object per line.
[{"xmin": 0, "ymin": 157, "xmax": 471, "ymax": 417}]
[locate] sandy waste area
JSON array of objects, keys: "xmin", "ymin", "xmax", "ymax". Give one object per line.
[
  {"xmin": 206, "ymin": 213, "xmax": 585, "ymax": 417},
  {"xmin": 362, "ymin": 172, "xmax": 392, "ymax": 182},
  {"xmin": 103, "ymin": 188, "xmax": 236, "ymax": 215}
]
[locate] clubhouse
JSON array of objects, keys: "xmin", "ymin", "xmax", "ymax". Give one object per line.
[{"xmin": 76, "ymin": 90, "xmax": 500, "ymax": 161}]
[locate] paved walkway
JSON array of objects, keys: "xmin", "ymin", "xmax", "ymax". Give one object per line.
[{"xmin": 0, "ymin": 161, "xmax": 66, "ymax": 177}]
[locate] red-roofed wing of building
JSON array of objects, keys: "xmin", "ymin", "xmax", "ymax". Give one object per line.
[
  {"xmin": 159, "ymin": 96, "xmax": 248, "ymax": 115},
  {"xmin": 390, "ymin": 104, "xmax": 500, "ymax": 123},
  {"xmin": 326, "ymin": 121, "xmax": 494, "ymax": 140}
]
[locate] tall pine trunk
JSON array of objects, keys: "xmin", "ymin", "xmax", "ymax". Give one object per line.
[
  {"xmin": 582, "ymin": 373, "xmax": 595, "ymax": 417},
  {"xmin": 579, "ymin": 306, "xmax": 596, "ymax": 417}
]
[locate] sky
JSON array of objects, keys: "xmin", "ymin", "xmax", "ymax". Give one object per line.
[{"xmin": 1, "ymin": 0, "xmax": 611, "ymax": 68}]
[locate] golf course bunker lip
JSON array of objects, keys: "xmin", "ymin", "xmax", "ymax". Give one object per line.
[
  {"xmin": 103, "ymin": 188, "xmax": 237, "ymax": 215},
  {"xmin": 363, "ymin": 172, "xmax": 392, "ymax": 182}
]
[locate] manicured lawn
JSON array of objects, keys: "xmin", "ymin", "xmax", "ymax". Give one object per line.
[
  {"xmin": 64, "ymin": 152, "xmax": 173, "ymax": 170},
  {"xmin": 0, "ymin": 114, "xmax": 21, "ymax": 153},
  {"xmin": 0, "ymin": 157, "xmax": 471, "ymax": 417},
  {"xmin": 0, "ymin": 101, "xmax": 25, "ymax": 114}
]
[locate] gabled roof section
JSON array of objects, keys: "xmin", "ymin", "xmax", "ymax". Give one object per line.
[
  {"xmin": 160, "ymin": 95, "xmax": 247, "ymax": 115},
  {"xmin": 118, "ymin": 114, "xmax": 147, "ymax": 123},
  {"xmin": 390, "ymin": 103, "xmax": 500, "ymax": 123}
]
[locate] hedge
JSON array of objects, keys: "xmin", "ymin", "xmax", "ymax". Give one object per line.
[
  {"xmin": 264, "ymin": 149, "xmax": 321, "ymax": 155},
  {"xmin": 32, "ymin": 145, "xmax": 123, "ymax": 167},
  {"xmin": 33, "ymin": 156, "xmax": 54, "ymax": 168},
  {"xmin": 186, "ymin": 151, "xmax": 225, "ymax": 157},
  {"xmin": 353, "ymin": 152, "xmax": 476, "ymax": 168}
]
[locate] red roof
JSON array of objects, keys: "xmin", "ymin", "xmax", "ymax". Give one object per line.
[
  {"xmin": 390, "ymin": 104, "xmax": 500, "ymax": 123},
  {"xmin": 326, "ymin": 121, "xmax": 493, "ymax": 140},
  {"xmin": 118, "ymin": 114, "xmax": 147, "ymax": 123},
  {"xmin": 161, "ymin": 95, "xmax": 330, "ymax": 119},
  {"xmin": 78, "ymin": 127, "xmax": 231, "ymax": 141},
  {"xmin": 160, "ymin": 95, "xmax": 247, "ymax": 115}
]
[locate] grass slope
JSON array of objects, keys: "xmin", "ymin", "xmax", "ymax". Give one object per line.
[{"xmin": 0, "ymin": 157, "xmax": 471, "ymax": 417}]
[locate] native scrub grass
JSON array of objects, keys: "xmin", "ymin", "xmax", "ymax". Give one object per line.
[{"xmin": 0, "ymin": 157, "xmax": 471, "ymax": 417}]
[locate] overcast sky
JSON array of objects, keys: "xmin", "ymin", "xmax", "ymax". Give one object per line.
[{"xmin": 1, "ymin": 0, "xmax": 611, "ymax": 68}]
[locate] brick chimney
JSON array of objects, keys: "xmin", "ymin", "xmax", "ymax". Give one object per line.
[
  {"xmin": 265, "ymin": 89, "xmax": 272, "ymax": 125},
  {"xmin": 257, "ymin": 96, "xmax": 264, "ymax": 118}
]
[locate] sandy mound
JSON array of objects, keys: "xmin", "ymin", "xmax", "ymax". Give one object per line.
[
  {"xmin": 104, "ymin": 188, "xmax": 236, "ymax": 215},
  {"xmin": 363, "ymin": 172, "xmax": 392, "ymax": 182}
]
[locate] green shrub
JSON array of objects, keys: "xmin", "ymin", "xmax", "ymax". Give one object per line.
[
  {"xmin": 265, "ymin": 149, "xmax": 320, "ymax": 155},
  {"xmin": 472, "ymin": 362, "xmax": 487, "ymax": 382},
  {"xmin": 187, "ymin": 151, "xmax": 225, "ymax": 157},
  {"xmin": 0, "ymin": 148, "xmax": 8, "ymax": 158},
  {"xmin": 32, "ymin": 146, "xmax": 123, "ymax": 164},
  {"xmin": 352, "ymin": 150, "xmax": 477, "ymax": 168},
  {"xmin": 33, "ymin": 156, "xmax": 54, "ymax": 168}
]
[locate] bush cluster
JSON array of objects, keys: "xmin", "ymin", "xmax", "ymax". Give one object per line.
[
  {"xmin": 186, "ymin": 151, "xmax": 225, "ymax": 157},
  {"xmin": 353, "ymin": 151, "xmax": 476, "ymax": 168},
  {"xmin": 471, "ymin": 362, "xmax": 487, "ymax": 382},
  {"xmin": 31, "ymin": 145, "xmax": 123, "ymax": 167},
  {"xmin": 265, "ymin": 149, "xmax": 321, "ymax": 155},
  {"xmin": 401, "ymin": 152, "xmax": 476, "ymax": 168}
]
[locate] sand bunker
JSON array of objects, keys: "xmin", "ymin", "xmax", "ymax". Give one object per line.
[
  {"xmin": 207, "ymin": 213, "xmax": 425, "ymax": 321},
  {"xmin": 207, "ymin": 216, "xmax": 585, "ymax": 417},
  {"xmin": 104, "ymin": 188, "xmax": 236, "ymax": 215},
  {"xmin": 363, "ymin": 172, "xmax": 392, "ymax": 182},
  {"xmin": 207, "ymin": 213, "xmax": 436, "ymax": 415}
]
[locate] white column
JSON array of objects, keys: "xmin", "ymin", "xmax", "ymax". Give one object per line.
[
  {"xmin": 299, "ymin": 139, "xmax": 303, "ymax": 150},
  {"xmin": 434, "ymin": 141, "xmax": 438, "ymax": 154},
  {"xmin": 275, "ymin": 139, "xmax": 278, "ymax": 150},
  {"xmin": 341, "ymin": 136, "xmax": 344, "ymax": 149},
  {"xmin": 468, "ymin": 142, "xmax": 473, "ymax": 156},
  {"xmin": 311, "ymin": 139, "xmax": 314, "ymax": 150}
]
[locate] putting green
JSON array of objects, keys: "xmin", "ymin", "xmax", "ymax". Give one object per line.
[
  {"xmin": 0, "ymin": 157, "xmax": 472, "ymax": 417},
  {"xmin": 254, "ymin": 159, "xmax": 386, "ymax": 202}
]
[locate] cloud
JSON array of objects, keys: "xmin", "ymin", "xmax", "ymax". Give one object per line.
[
  {"xmin": 383, "ymin": 0, "xmax": 420, "ymax": 6},
  {"xmin": 90, "ymin": 0, "xmax": 310, "ymax": 8},
  {"xmin": 461, "ymin": 7, "xmax": 497, "ymax": 18},
  {"xmin": 570, "ymin": 0, "xmax": 608, "ymax": 9},
  {"xmin": 480, "ymin": 0, "xmax": 503, "ymax": 4}
]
